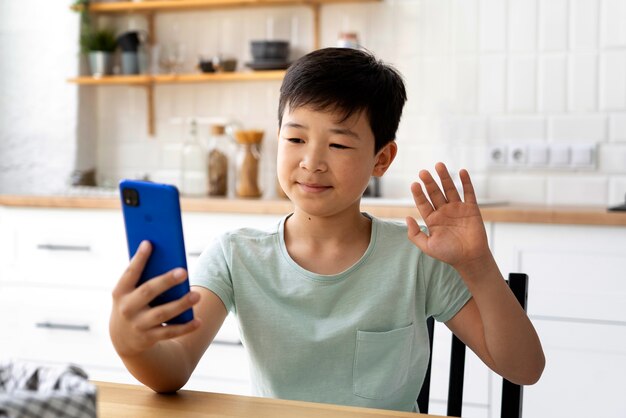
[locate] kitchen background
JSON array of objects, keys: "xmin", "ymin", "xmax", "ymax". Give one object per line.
[{"xmin": 1, "ymin": 0, "xmax": 625, "ymax": 206}]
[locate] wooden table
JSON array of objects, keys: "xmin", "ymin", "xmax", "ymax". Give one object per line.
[{"xmin": 95, "ymin": 381, "xmax": 445, "ymax": 418}]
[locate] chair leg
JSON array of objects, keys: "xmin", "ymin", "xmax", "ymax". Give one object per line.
[
  {"xmin": 417, "ymin": 316, "xmax": 435, "ymax": 413},
  {"xmin": 501, "ymin": 273, "xmax": 529, "ymax": 418},
  {"xmin": 447, "ymin": 334, "xmax": 465, "ymax": 417}
]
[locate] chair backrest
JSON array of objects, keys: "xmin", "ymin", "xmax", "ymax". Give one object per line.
[{"xmin": 417, "ymin": 273, "xmax": 528, "ymax": 418}]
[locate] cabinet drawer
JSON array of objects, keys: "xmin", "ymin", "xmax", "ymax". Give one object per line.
[
  {"xmin": 4, "ymin": 208, "xmax": 127, "ymax": 288},
  {"xmin": 0, "ymin": 285, "xmax": 123, "ymax": 371},
  {"xmin": 492, "ymin": 223, "xmax": 626, "ymax": 322},
  {"xmin": 490, "ymin": 320, "xmax": 626, "ymax": 418}
]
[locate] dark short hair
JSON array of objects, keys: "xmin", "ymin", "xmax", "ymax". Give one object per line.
[{"xmin": 278, "ymin": 48, "xmax": 407, "ymax": 154}]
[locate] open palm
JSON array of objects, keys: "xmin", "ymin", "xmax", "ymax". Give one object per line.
[{"xmin": 405, "ymin": 163, "xmax": 489, "ymax": 269}]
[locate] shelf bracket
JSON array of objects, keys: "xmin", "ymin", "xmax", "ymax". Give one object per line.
[
  {"xmin": 310, "ymin": 3, "xmax": 321, "ymax": 50},
  {"xmin": 146, "ymin": 83, "xmax": 155, "ymax": 137}
]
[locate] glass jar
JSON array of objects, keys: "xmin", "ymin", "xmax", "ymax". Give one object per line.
[
  {"xmin": 337, "ymin": 32, "xmax": 360, "ymax": 49},
  {"xmin": 234, "ymin": 130, "xmax": 264, "ymax": 198},
  {"xmin": 180, "ymin": 119, "xmax": 207, "ymax": 196},
  {"xmin": 207, "ymin": 124, "xmax": 232, "ymax": 197}
]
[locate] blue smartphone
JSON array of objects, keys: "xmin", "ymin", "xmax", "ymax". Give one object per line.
[{"xmin": 119, "ymin": 179, "xmax": 194, "ymax": 324}]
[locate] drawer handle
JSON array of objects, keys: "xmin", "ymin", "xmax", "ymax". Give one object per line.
[
  {"xmin": 35, "ymin": 322, "xmax": 90, "ymax": 332},
  {"xmin": 37, "ymin": 244, "xmax": 92, "ymax": 252},
  {"xmin": 187, "ymin": 251, "xmax": 202, "ymax": 257},
  {"xmin": 212, "ymin": 339, "xmax": 243, "ymax": 347}
]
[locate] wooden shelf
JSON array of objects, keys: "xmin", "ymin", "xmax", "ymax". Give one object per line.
[
  {"xmin": 67, "ymin": 74, "xmax": 152, "ymax": 85},
  {"xmin": 68, "ymin": 70, "xmax": 285, "ymax": 85},
  {"xmin": 74, "ymin": 0, "xmax": 376, "ymax": 13}
]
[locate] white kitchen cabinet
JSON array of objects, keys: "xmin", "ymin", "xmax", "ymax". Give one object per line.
[
  {"xmin": 0, "ymin": 206, "xmax": 281, "ymax": 394},
  {"xmin": 490, "ymin": 222, "xmax": 626, "ymax": 418}
]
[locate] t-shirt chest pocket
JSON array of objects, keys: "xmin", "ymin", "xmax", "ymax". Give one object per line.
[{"xmin": 353, "ymin": 323, "xmax": 415, "ymax": 399}]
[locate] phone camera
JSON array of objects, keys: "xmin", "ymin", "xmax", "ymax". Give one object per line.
[{"xmin": 122, "ymin": 188, "xmax": 140, "ymax": 207}]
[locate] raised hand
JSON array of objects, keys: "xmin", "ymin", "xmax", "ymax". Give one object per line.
[{"xmin": 405, "ymin": 162, "xmax": 490, "ymax": 270}]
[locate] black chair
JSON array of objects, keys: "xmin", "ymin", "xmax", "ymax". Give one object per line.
[{"xmin": 417, "ymin": 273, "xmax": 528, "ymax": 418}]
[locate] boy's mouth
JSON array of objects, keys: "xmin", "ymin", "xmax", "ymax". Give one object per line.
[{"xmin": 297, "ymin": 182, "xmax": 332, "ymax": 193}]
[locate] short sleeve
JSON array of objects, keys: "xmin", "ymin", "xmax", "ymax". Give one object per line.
[
  {"xmin": 420, "ymin": 253, "xmax": 472, "ymax": 323},
  {"xmin": 190, "ymin": 234, "xmax": 235, "ymax": 313}
]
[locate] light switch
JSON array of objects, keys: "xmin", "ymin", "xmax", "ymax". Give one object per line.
[
  {"xmin": 571, "ymin": 144, "xmax": 596, "ymax": 168},
  {"xmin": 549, "ymin": 144, "xmax": 571, "ymax": 167},
  {"xmin": 528, "ymin": 144, "xmax": 549, "ymax": 166}
]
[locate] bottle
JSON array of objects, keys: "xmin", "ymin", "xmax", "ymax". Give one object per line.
[
  {"xmin": 337, "ymin": 32, "xmax": 360, "ymax": 49},
  {"xmin": 207, "ymin": 124, "xmax": 231, "ymax": 197},
  {"xmin": 180, "ymin": 119, "xmax": 207, "ymax": 197},
  {"xmin": 234, "ymin": 130, "xmax": 264, "ymax": 198}
]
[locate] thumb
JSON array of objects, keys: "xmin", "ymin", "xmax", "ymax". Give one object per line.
[{"xmin": 405, "ymin": 217, "xmax": 428, "ymax": 251}]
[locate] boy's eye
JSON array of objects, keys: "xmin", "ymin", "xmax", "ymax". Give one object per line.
[
  {"xmin": 330, "ymin": 143, "xmax": 350, "ymax": 149},
  {"xmin": 286, "ymin": 138, "xmax": 304, "ymax": 144}
]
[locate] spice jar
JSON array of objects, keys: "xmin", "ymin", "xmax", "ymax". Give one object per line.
[
  {"xmin": 234, "ymin": 130, "xmax": 264, "ymax": 198},
  {"xmin": 207, "ymin": 124, "xmax": 232, "ymax": 197}
]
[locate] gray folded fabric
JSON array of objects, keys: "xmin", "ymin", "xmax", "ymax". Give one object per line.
[{"xmin": 0, "ymin": 361, "xmax": 96, "ymax": 418}]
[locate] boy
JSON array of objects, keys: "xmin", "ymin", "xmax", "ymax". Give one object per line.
[{"xmin": 109, "ymin": 48, "xmax": 544, "ymax": 412}]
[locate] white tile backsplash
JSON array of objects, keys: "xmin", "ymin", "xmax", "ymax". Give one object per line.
[
  {"xmin": 598, "ymin": 143, "xmax": 626, "ymax": 173},
  {"xmin": 507, "ymin": 55, "xmax": 537, "ymax": 112},
  {"xmin": 547, "ymin": 175, "xmax": 608, "ymax": 206},
  {"xmin": 538, "ymin": 0, "xmax": 569, "ymax": 51},
  {"xmin": 568, "ymin": 53, "xmax": 598, "ymax": 111},
  {"xmin": 610, "ymin": 113, "xmax": 626, "ymax": 141},
  {"xmin": 608, "ymin": 177, "xmax": 626, "ymax": 206},
  {"xmin": 479, "ymin": 54, "xmax": 507, "ymax": 113},
  {"xmin": 570, "ymin": 0, "xmax": 600, "ymax": 51},
  {"xmin": 86, "ymin": 0, "xmax": 626, "ymax": 207},
  {"xmin": 508, "ymin": 0, "xmax": 537, "ymax": 52},
  {"xmin": 599, "ymin": 51, "xmax": 626, "ymax": 110},
  {"xmin": 538, "ymin": 54, "xmax": 567, "ymax": 112},
  {"xmin": 487, "ymin": 174, "xmax": 547, "ymax": 204},
  {"xmin": 600, "ymin": 0, "xmax": 626, "ymax": 48},
  {"xmin": 549, "ymin": 115, "xmax": 606, "ymax": 141},
  {"xmin": 479, "ymin": 0, "xmax": 507, "ymax": 52},
  {"xmin": 489, "ymin": 116, "xmax": 545, "ymax": 142},
  {"xmin": 7, "ymin": 0, "xmax": 626, "ymax": 204}
]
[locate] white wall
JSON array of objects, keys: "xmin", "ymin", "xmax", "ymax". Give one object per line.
[
  {"xmin": 2, "ymin": 0, "xmax": 626, "ymax": 205},
  {"xmin": 0, "ymin": 0, "xmax": 84, "ymax": 194}
]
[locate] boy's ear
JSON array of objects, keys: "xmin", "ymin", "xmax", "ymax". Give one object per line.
[{"xmin": 372, "ymin": 141, "xmax": 398, "ymax": 177}]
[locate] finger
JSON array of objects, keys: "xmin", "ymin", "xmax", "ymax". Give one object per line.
[
  {"xmin": 127, "ymin": 268, "xmax": 189, "ymax": 312},
  {"xmin": 405, "ymin": 217, "xmax": 429, "ymax": 251},
  {"xmin": 113, "ymin": 240, "xmax": 152, "ymax": 298},
  {"xmin": 410, "ymin": 182, "xmax": 434, "ymax": 219},
  {"xmin": 137, "ymin": 290, "xmax": 200, "ymax": 330},
  {"xmin": 459, "ymin": 168, "xmax": 477, "ymax": 204},
  {"xmin": 419, "ymin": 169, "xmax": 448, "ymax": 209},
  {"xmin": 435, "ymin": 162, "xmax": 461, "ymax": 202},
  {"xmin": 146, "ymin": 318, "xmax": 202, "ymax": 343}
]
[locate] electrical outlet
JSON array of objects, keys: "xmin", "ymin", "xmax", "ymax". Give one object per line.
[
  {"xmin": 508, "ymin": 144, "xmax": 528, "ymax": 166},
  {"xmin": 488, "ymin": 145, "xmax": 507, "ymax": 167}
]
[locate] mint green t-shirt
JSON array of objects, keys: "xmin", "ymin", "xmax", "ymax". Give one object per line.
[{"xmin": 191, "ymin": 214, "xmax": 471, "ymax": 412}]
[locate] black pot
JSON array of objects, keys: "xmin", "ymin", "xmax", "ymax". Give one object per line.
[
  {"xmin": 117, "ymin": 31, "xmax": 141, "ymax": 52},
  {"xmin": 250, "ymin": 40, "xmax": 289, "ymax": 61}
]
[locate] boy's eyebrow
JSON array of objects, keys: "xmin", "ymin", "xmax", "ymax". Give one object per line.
[
  {"xmin": 329, "ymin": 127, "xmax": 360, "ymax": 140},
  {"xmin": 282, "ymin": 122, "xmax": 360, "ymax": 140}
]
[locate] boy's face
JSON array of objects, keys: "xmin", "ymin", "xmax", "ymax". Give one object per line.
[{"xmin": 277, "ymin": 104, "xmax": 395, "ymax": 218}]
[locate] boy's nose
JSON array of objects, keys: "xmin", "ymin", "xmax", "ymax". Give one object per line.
[{"xmin": 299, "ymin": 150, "xmax": 327, "ymax": 172}]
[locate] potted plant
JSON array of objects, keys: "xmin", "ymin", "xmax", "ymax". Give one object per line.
[
  {"xmin": 81, "ymin": 28, "xmax": 117, "ymax": 77},
  {"xmin": 73, "ymin": 0, "xmax": 117, "ymax": 77}
]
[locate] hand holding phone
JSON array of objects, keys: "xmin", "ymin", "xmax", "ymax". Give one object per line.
[{"xmin": 109, "ymin": 240, "xmax": 201, "ymax": 359}]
